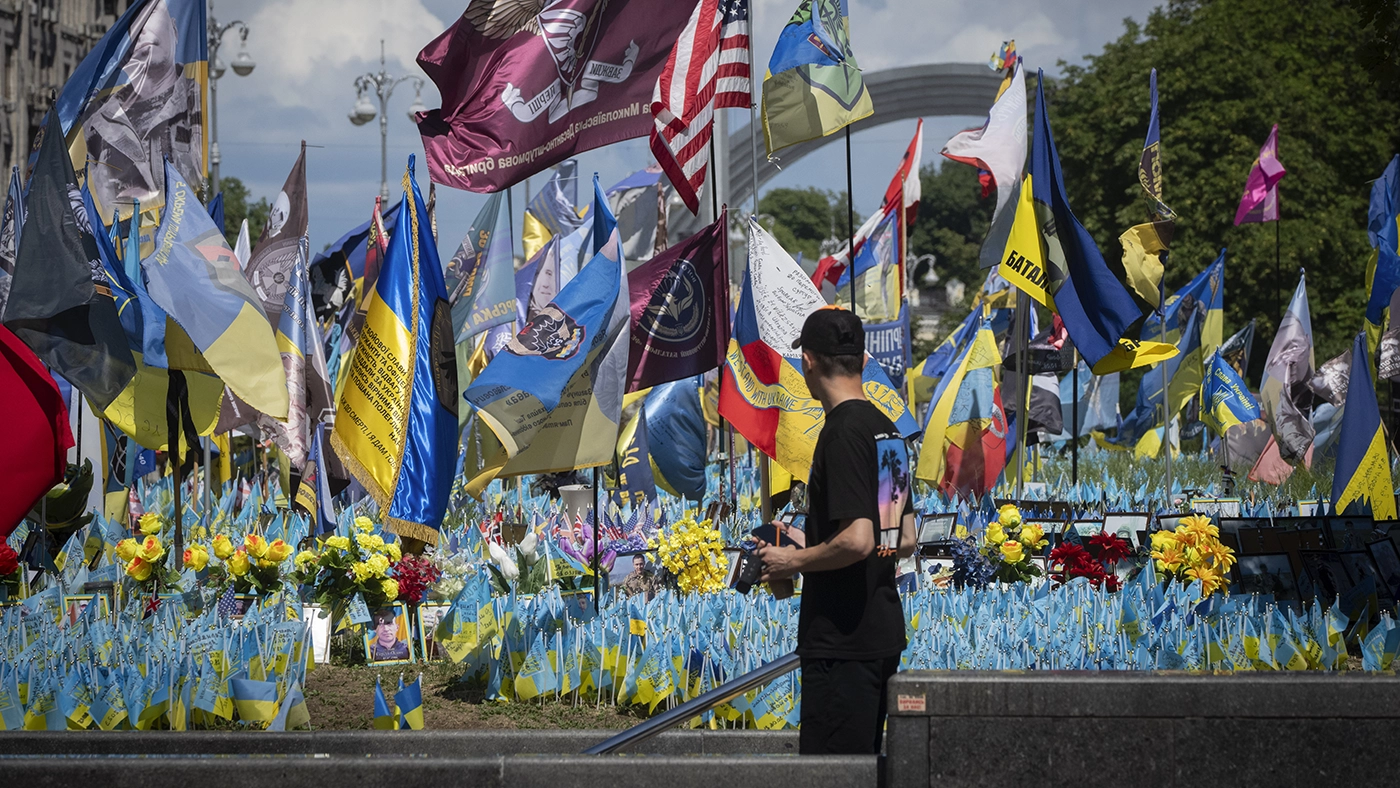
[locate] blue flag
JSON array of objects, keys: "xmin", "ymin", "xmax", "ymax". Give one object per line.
[
  {"xmin": 643, "ymin": 377, "xmax": 708, "ymax": 500},
  {"xmin": 1332, "ymin": 332, "xmax": 1396, "ymax": 519},
  {"xmin": 1201, "ymin": 350, "xmax": 1261, "ymax": 437}
]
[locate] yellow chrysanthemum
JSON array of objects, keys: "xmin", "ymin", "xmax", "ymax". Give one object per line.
[
  {"xmin": 324, "ymin": 535, "xmax": 350, "ymax": 551},
  {"xmin": 294, "ymin": 550, "xmax": 319, "ymax": 572},
  {"xmin": 354, "ymin": 516, "xmax": 375, "ymax": 533}
]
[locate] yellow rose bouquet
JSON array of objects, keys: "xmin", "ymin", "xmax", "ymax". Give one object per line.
[
  {"xmin": 650, "ymin": 516, "xmax": 729, "ymax": 595},
  {"xmin": 1149, "ymin": 514, "xmax": 1235, "ymax": 599},
  {"xmin": 203, "ymin": 531, "xmax": 296, "ymax": 596},
  {"xmin": 299, "ymin": 516, "xmax": 403, "ymax": 619},
  {"xmin": 981, "ymin": 504, "xmax": 1045, "ymax": 585},
  {"xmin": 116, "ymin": 517, "xmax": 176, "ymax": 591}
]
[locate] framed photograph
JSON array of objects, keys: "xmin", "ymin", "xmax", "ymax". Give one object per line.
[
  {"xmin": 1156, "ymin": 514, "xmax": 1187, "ymax": 533},
  {"xmin": 1339, "ymin": 550, "xmax": 1394, "ymax": 609},
  {"xmin": 302, "ymin": 605, "xmax": 332, "ymax": 664},
  {"xmin": 1298, "ymin": 550, "xmax": 1354, "ymax": 605},
  {"xmin": 1103, "ymin": 513, "xmax": 1149, "ymax": 548},
  {"xmin": 417, "ymin": 604, "xmax": 451, "ymax": 661},
  {"xmin": 916, "ymin": 513, "xmax": 955, "ymax": 545},
  {"xmin": 1297, "ymin": 500, "xmax": 1320, "ymax": 517},
  {"xmin": 363, "ymin": 604, "xmax": 414, "ymax": 664},
  {"xmin": 230, "ymin": 594, "xmax": 256, "ymax": 619},
  {"xmin": 1325, "ymin": 517, "xmax": 1376, "ymax": 552},
  {"xmin": 1069, "ymin": 520, "xmax": 1103, "ymax": 540},
  {"xmin": 62, "ymin": 593, "xmax": 109, "ymax": 626},
  {"xmin": 1236, "ymin": 553, "xmax": 1300, "ymax": 602},
  {"xmin": 1366, "ymin": 540, "xmax": 1400, "ymax": 602}
]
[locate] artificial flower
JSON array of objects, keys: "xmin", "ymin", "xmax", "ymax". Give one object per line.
[
  {"xmin": 294, "ymin": 550, "xmax": 319, "ymax": 572},
  {"xmin": 356, "ymin": 532, "xmax": 385, "ymax": 553},
  {"xmin": 125, "ymin": 557, "xmax": 153, "ymax": 582},
  {"xmin": 1021, "ymin": 523, "xmax": 1047, "ymax": 550},
  {"xmin": 366, "ymin": 553, "xmax": 391, "ymax": 577},
  {"xmin": 183, "ymin": 544, "xmax": 209, "ymax": 571},
  {"xmin": 519, "ymin": 531, "xmax": 540, "ymax": 565},
  {"xmin": 999, "ymin": 540, "xmax": 1025, "ymax": 564},
  {"xmin": 228, "ymin": 549, "xmax": 250, "ymax": 576},
  {"xmin": 244, "ymin": 533, "xmax": 269, "ymax": 559},
  {"xmin": 384, "ymin": 542, "xmax": 402, "ymax": 562},
  {"xmin": 997, "ymin": 504, "xmax": 1023, "ymax": 528},
  {"xmin": 265, "ymin": 539, "xmax": 292, "ymax": 563},
  {"xmin": 985, "ymin": 522, "xmax": 1007, "ymax": 546},
  {"xmin": 116, "ymin": 538, "xmax": 140, "ymax": 563},
  {"xmin": 355, "ymin": 516, "xmax": 375, "ymax": 533},
  {"xmin": 212, "ymin": 534, "xmax": 235, "ymax": 560},
  {"xmin": 351, "ymin": 561, "xmax": 375, "ymax": 583},
  {"xmin": 0, "ymin": 544, "xmax": 17, "ymax": 577},
  {"xmin": 380, "ymin": 578, "xmax": 400, "ymax": 600},
  {"xmin": 138, "ymin": 513, "xmax": 163, "ymax": 535},
  {"xmin": 324, "ymin": 535, "xmax": 350, "ymax": 551},
  {"xmin": 138, "ymin": 535, "xmax": 165, "ymax": 563}
]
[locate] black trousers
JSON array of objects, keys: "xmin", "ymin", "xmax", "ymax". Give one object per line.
[{"xmin": 798, "ymin": 655, "xmax": 900, "ymax": 754}]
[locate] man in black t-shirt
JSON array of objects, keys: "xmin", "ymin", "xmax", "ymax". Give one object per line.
[{"xmin": 757, "ymin": 306, "xmax": 916, "ymax": 755}]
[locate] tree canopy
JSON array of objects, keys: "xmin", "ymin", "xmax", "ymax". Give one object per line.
[
  {"xmin": 217, "ymin": 176, "xmax": 270, "ymax": 252},
  {"xmin": 1045, "ymin": 0, "xmax": 1398, "ymax": 370},
  {"xmin": 756, "ymin": 186, "xmax": 853, "ymax": 263}
]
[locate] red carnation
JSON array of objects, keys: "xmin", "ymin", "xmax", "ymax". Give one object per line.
[
  {"xmin": 392, "ymin": 554, "xmax": 442, "ymax": 606},
  {"xmin": 0, "ymin": 544, "xmax": 18, "ymax": 577}
]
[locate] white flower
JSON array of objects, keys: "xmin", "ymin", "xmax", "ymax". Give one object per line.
[
  {"xmin": 488, "ymin": 540, "xmax": 519, "ymax": 580},
  {"xmin": 519, "ymin": 531, "xmax": 540, "ymax": 565}
]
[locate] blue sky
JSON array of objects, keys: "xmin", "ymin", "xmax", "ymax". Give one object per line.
[{"xmin": 209, "ymin": 0, "xmax": 1163, "ymax": 259}]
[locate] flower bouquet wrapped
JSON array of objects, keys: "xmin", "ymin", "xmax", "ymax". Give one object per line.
[
  {"xmin": 980, "ymin": 505, "xmax": 1046, "ymax": 584},
  {"xmin": 291, "ymin": 516, "xmax": 402, "ymax": 621}
]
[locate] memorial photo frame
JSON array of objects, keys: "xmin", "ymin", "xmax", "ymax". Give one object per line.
[
  {"xmin": 1236, "ymin": 553, "xmax": 1300, "ymax": 602},
  {"xmin": 417, "ymin": 604, "xmax": 451, "ymax": 662},
  {"xmin": 1298, "ymin": 550, "xmax": 1353, "ymax": 605},
  {"xmin": 1103, "ymin": 513, "xmax": 1149, "ymax": 548},
  {"xmin": 1366, "ymin": 539, "xmax": 1400, "ymax": 603},
  {"xmin": 363, "ymin": 604, "xmax": 414, "ymax": 665},
  {"xmin": 916, "ymin": 513, "xmax": 956, "ymax": 545}
]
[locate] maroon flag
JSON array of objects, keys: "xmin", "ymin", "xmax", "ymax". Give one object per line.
[
  {"xmin": 626, "ymin": 208, "xmax": 729, "ymax": 392},
  {"xmin": 0, "ymin": 324, "xmax": 72, "ymax": 538},
  {"xmin": 649, "ymin": 0, "xmax": 752, "ymax": 214},
  {"xmin": 416, "ymin": 0, "xmax": 697, "ymax": 193}
]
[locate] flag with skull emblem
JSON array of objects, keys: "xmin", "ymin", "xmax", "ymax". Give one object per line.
[{"xmin": 332, "ymin": 156, "xmax": 458, "ymax": 546}]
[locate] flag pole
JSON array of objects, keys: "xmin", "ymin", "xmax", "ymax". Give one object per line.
[
  {"xmin": 1160, "ymin": 275, "xmax": 1173, "ymax": 508},
  {"xmin": 709, "ymin": 132, "xmax": 727, "ymax": 506},
  {"xmin": 1071, "ymin": 349, "xmax": 1079, "ymax": 486},
  {"xmin": 1014, "ymin": 289, "xmax": 1029, "ymax": 498},
  {"xmin": 845, "ymin": 126, "xmax": 855, "ymax": 311},
  {"xmin": 592, "ymin": 466, "xmax": 600, "ymax": 614}
]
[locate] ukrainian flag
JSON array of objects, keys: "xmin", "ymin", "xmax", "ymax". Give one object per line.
[
  {"xmin": 1364, "ymin": 156, "xmax": 1400, "ymax": 354},
  {"xmin": 914, "ymin": 315, "xmax": 1005, "ymax": 498},
  {"xmin": 141, "ymin": 161, "xmax": 288, "ymax": 421},
  {"xmin": 522, "ymin": 160, "xmax": 582, "ymax": 261},
  {"xmin": 1112, "ymin": 307, "xmax": 1204, "ymax": 458},
  {"xmin": 394, "ymin": 676, "xmax": 424, "ymax": 730},
  {"xmin": 229, "ymin": 677, "xmax": 278, "ymax": 725},
  {"xmin": 332, "ymin": 156, "xmax": 458, "ymax": 546},
  {"xmin": 1201, "ymin": 350, "xmax": 1260, "ymax": 437},
  {"xmin": 372, "ymin": 677, "xmax": 397, "ymax": 730},
  {"xmin": 761, "ymin": 0, "xmax": 874, "ymax": 157},
  {"xmin": 1332, "ymin": 332, "xmax": 1397, "ymax": 519}
]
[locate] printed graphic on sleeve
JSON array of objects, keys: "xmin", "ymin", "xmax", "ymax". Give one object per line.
[{"xmin": 876, "ymin": 435, "xmax": 910, "ymax": 557}]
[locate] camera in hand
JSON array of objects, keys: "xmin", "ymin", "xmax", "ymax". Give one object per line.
[{"xmin": 731, "ymin": 549, "xmax": 764, "ymax": 594}]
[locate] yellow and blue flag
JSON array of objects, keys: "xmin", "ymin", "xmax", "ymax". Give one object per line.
[
  {"xmin": 1201, "ymin": 350, "xmax": 1260, "ymax": 437},
  {"xmin": 446, "ymin": 191, "xmax": 518, "ymax": 343},
  {"xmin": 259, "ymin": 239, "xmax": 334, "ymax": 469},
  {"xmin": 57, "ymin": 0, "xmax": 208, "ymax": 221},
  {"xmin": 394, "ymin": 675, "xmax": 424, "ymax": 730},
  {"xmin": 522, "ymin": 160, "xmax": 582, "ymax": 261},
  {"xmin": 332, "ymin": 156, "xmax": 459, "ymax": 546},
  {"xmin": 142, "ymin": 160, "xmax": 288, "ymax": 421},
  {"xmin": 761, "ymin": 0, "xmax": 874, "ymax": 157},
  {"xmin": 993, "ymin": 72, "xmax": 1145, "ymax": 369},
  {"xmin": 372, "ymin": 676, "xmax": 397, "ymax": 730},
  {"xmin": 1332, "ymin": 332, "xmax": 1397, "ymax": 519},
  {"xmin": 229, "ymin": 677, "xmax": 278, "ymax": 725},
  {"xmin": 643, "ymin": 377, "xmax": 708, "ymax": 500},
  {"xmin": 1111, "ymin": 306, "xmax": 1204, "ymax": 458},
  {"xmin": 1364, "ymin": 155, "xmax": 1400, "ymax": 354},
  {"xmin": 1137, "ymin": 68, "xmax": 1175, "ymax": 220},
  {"xmin": 464, "ymin": 178, "xmax": 628, "ymax": 494},
  {"xmin": 915, "ymin": 315, "xmax": 1005, "ymax": 498}
]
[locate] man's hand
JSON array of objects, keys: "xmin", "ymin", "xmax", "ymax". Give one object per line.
[{"xmin": 755, "ymin": 539, "xmax": 800, "ymax": 582}]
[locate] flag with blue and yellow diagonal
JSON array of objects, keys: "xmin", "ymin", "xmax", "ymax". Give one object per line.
[
  {"xmin": 332, "ymin": 156, "xmax": 458, "ymax": 546},
  {"xmin": 1332, "ymin": 332, "xmax": 1397, "ymax": 519},
  {"xmin": 1201, "ymin": 349, "xmax": 1260, "ymax": 437}
]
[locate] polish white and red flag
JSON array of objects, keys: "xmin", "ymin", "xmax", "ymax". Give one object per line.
[{"xmin": 649, "ymin": 0, "xmax": 751, "ymax": 214}]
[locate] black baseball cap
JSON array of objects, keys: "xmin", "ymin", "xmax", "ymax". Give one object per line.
[{"xmin": 792, "ymin": 306, "xmax": 864, "ymax": 355}]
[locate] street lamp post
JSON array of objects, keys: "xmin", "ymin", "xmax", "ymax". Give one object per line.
[
  {"xmin": 207, "ymin": 0, "xmax": 256, "ymax": 193},
  {"xmin": 348, "ymin": 40, "xmax": 427, "ymax": 203}
]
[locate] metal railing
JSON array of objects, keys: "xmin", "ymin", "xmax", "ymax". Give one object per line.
[{"xmin": 582, "ymin": 652, "xmax": 801, "ymax": 755}]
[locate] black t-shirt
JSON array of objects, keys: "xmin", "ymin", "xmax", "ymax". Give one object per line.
[{"xmin": 797, "ymin": 399, "xmax": 911, "ymax": 660}]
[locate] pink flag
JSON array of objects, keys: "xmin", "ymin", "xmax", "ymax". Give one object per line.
[
  {"xmin": 1247, "ymin": 435, "xmax": 1313, "ymax": 485},
  {"xmin": 1233, "ymin": 124, "xmax": 1286, "ymax": 225}
]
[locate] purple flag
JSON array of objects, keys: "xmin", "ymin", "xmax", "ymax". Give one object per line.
[
  {"xmin": 415, "ymin": 0, "xmax": 695, "ymax": 193},
  {"xmin": 1233, "ymin": 124, "xmax": 1285, "ymax": 225},
  {"xmin": 626, "ymin": 209, "xmax": 729, "ymax": 392}
]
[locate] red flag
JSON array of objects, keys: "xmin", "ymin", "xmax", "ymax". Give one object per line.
[
  {"xmin": 649, "ymin": 0, "xmax": 752, "ymax": 213},
  {"xmin": 0, "ymin": 325, "xmax": 72, "ymax": 538}
]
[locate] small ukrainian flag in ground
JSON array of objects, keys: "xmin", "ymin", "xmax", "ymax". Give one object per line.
[
  {"xmin": 230, "ymin": 678, "xmax": 279, "ymax": 726},
  {"xmin": 395, "ymin": 675, "xmax": 425, "ymax": 730},
  {"xmin": 372, "ymin": 676, "xmax": 398, "ymax": 730}
]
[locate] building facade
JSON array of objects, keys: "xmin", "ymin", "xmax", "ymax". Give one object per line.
[{"xmin": 0, "ymin": 0, "xmax": 133, "ymax": 174}]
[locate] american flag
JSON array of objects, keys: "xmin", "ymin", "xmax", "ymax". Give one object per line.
[
  {"xmin": 649, "ymin": 0, "xmax": 751, "ymax": 214},
  {"xmin": 216, "ymin": 586, "xmax": 239, "ymax": 620}
]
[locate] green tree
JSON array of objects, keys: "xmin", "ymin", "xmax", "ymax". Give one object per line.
[
  {"xmin": 908, "ymin": 162, "xmax": 995, "ymax": 292},
  {"xmin": 756, "ymin": 186, "xmax": 853, "ymax": 262},
  {"xmin": 1046, "ymin": 0, "xmax": 1399, "ymax": 371},
  {"xmin": 217, "ymin": 176, "xmax": 270, "ymax": 251}
]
